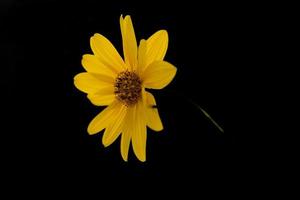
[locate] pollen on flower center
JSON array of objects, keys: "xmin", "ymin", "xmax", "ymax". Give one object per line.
[{"xmin": 114, "ymin": 70, "xmax": 142, "ymax": 106}]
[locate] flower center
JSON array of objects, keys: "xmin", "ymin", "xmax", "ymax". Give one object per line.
[{"xmin": 114, "ymin": 70, "xmax": 142, "ymax": 106}]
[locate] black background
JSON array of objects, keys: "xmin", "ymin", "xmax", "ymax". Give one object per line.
[{"xmin": 2, "ymin": 0, "xmax": 233, "ymax": 193}]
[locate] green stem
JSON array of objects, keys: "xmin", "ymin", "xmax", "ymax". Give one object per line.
[
  {"xmin": 173, "ymin": 90, "xmax": 224, "ymax": 133},
  {"xmin": 188, "ymin": 99, "xmax": 224, "ymax": 133}
]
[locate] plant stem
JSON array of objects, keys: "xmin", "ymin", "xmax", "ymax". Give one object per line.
[
  {"xmin": 174, "ymin": 90, "xmax": 224, "ymax": 133},
  {"xmin": 187, "ymin": 98, "xmax": 224, "ymax": 133}
]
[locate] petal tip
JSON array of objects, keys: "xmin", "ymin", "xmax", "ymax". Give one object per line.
[
  {"xmin": 153, "ymin": 126, "xmax": 164, "ymax": 132},
  {"xmin": 87, "ymin": 124, "xmax": 99, "ymax": 135},
  {"xmin": 102, "ymin": 143, "xmax": 109, "ymax": 148},
  {"xmin": 139, "ymin": 39, "xmax": 147, "ymax": 45},
  {"xmin": 102, "ymin": 137, "xmax": 109, "ymax": 147},
  {"xmin": 160, "ymin": 29, "xmax": 168, "ymax": 35},
  {"xmin": 138, "ymin": 157, "xmax": 146, "ymax": 162},
  {"xmin": 90, "ymin": 33, "xmax": 100, "ymax": 42},
  {"xmin": 124, "ymin": 15, "xmax": 131, "ymax": 21},
  {"xmin": 87, "ymin": 128, "xmax": 96, "ymax": 135},
  {"xmin": 122, "ymin": 156, "xmax": 128, "ymax": 162}
]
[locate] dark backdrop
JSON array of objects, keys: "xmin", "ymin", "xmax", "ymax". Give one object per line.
[{"xmin": 2, "ymin": 0, "xmax": 232, "ymax": 193}]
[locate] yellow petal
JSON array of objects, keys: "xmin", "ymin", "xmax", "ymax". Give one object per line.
[
  {"xmin": 102, "ymin": 104, "xmax": 127, "ymax": 147},
  {"xmin": 87, "ymin": 101, "xmax": 122, "ymax": 135},
  {"xmin": 142, "ymin": 61, "xmax": 177, "ymax": 89},
  {"xmin": 120, "ymin": 106, "xmax": 134, "ymax": 161},
  {"xmin": 131, "ymin": 99, "xmax": 147, "ymax": 162},
  {"xmin": 120, "ymin": 15, "xmax": 137, "ymax": 70},
  {"xmin": 74, "ymin": 72, "xmax": 112, "ymax": 94},
  {"xmin": 87, "ymin": 86, "xmax": 115, "ymax": 106},
  {"xmin": 90, "ymin": 33, "xmax": 126, "ymax": 73},
  {"xmin": 137, "ymin": 39, "xmax": 147, "ymax": 76},
  {"xmin": 145, "ymin": 91, "xmax": 163, "ymax": 131},
  {"xmin": 90, "ymin": 73, "xmax": 115, "ymax": 85},
  {"xmin": 82, "ymin": 54, "xmax": 117, "ymax": 77},
  {"xmin": 146, "ymin": 30, "xmax": 168, "ymax": 67}
]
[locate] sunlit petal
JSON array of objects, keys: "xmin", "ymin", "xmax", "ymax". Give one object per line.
[{"xmin": 142, "ymin": 61, "xmax": 177, "ymax": 89}]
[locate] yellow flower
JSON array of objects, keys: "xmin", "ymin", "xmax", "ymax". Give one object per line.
[{"xmin": 74, "ymin": 15, "xmax": 177, "ymax": 162}]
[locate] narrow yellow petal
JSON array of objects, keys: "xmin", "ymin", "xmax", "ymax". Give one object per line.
[
  {"xmin": 81, "ymin": 54, "xmax": 117, "ymax": 77},
  {"xmin": 137, "ymin": 39, "xmax": 147, "ymax": 76},
  {"xmin": 146, "ymin": 30, "xmax": 168, "ymax": 67},
  {"xmin": 90, "ymin": 33, "xmax": 126, "ymax": 73},
  {"xmin": 74, "ymin": 72, "xmax": 112, "ymax": 94},
  {"xmin": 87, "ymin": 86, "xmax": 115, "ymax": 106},
  {"xmin": 131, "ymin": 99, "xmax": 147, "ymax": 162},
  {"xmin": 145, "ymin": 91, "xmax": 163, "ymax": 131},
  {"xmin": 142, "ymin": 61, "xmax": 177, "ymax": 89},
  {"xmin": 87, "ymin": 101, "xmax": 122, "ymax": 135},
  {"xmin": 102, "ymin": 104, "xmax": 127, "ymax": 147},
  {"xmin": 120, "ymin": 15, "xmax": 137, "ymax": 70},
  {"xmin": 120, "ymin": 105, "xmax": 135, "ymax": 161}
]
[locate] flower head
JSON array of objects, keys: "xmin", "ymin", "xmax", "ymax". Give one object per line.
[{"xmin": 74, "ymin": 15, "xmax": 177, "ymax": 162}]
